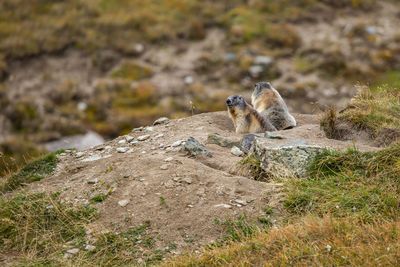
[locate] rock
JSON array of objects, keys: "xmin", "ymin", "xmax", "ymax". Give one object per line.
[
  {"xmin": 124, "ymin": 135, "xmax": 134, "ymax": 142},
  {"xmin": 184, "ymin": 76, "xmax": 193, "ymax": 84},
  {"xmin": 207, "ymin": 133, "xmax": 240, "ymax": 148},
  {"xmin": 214, "ymin": 204, "xmax": 232, "ymax": 209},
  {"xmin": 75, "ymin": 152, "xmax": 85, "ymax": 158},
  {"xmin": 77, "ymin": 102, "xmax": 87, "ymax": 111},
  {"xmin": 241, "ymin": 134, "xmax": 258, "ymax": 152},
  {"xmin": 234, "ymin": 199, "xmax": 247, "ymax": 206},
  {"xmin": 81, "ymin": 154, "xmax": 102, "ymax": 162},
  {"xmin": 137, "ymin": 135, "xmax": 150, "ymax": 141},
  {"xmin": 180, "ymin": 137, "xmax": 212, "ymax": 157},
  {"xmin": 87, "ymin": 178, "xmax": 98, "ymax": 184},
  {"xmin": 160, "ymin": 164, "xmax": 169, "ymax": 170},
  {"xmin": 254, "ymin": 55, "xmax": 274, "ymax": 66},
  {"xmin": 145, "ymin": 126, "xmax": 154, "ymax": 132},
  {"xmin": 116, "ymin": 147, "xmax": 129, "ymax": 153},
  {"xmin": 123, "ymin": 172, "xmax": 130, "ymax": 178},
  {"xmin": 164, "ymin": 157, "xmax": 174, "ymax": 162},
  {"xmin": 153, "ymin": 117, "xmax": 169, "ymax": 125},
  {"xmin": 231, "ymin": 146, "xmax": 244, "ymax": 157},
  {"xmin": 249, "ymin": 65, "xmax": 263, "ymax": 78},
  {"xmin": 196, "ymin": 188, "xmax": 206, "ymax": 196},
  {"xmin": 135, "ymin": 43, "xmax": 144, "ymax": 53},
  {"xmin": 118, "ymin": 199, "xmax": 130, "ymax": 207},
  {"xmin": 154, "ymin": 133, "xmax": 164, "ymax": 139},
  {"xmin": 252, "ymin": 138, "xmax": 325, "ymax": 178},
  {"xmin": 171, "ymin": 140, "xmax": 183, "ymax": 147},
  {"xmin": 118, "ymin": 139, "xmax": 126, "ymax": 144},
  {"xmin": 67, "ymin": 248, "xmax": 80, "ymax": 254},
  {"xmin": 264, "ymin": 132, "xmax": 287, "ymax": 139},
  {"xmin": 182, "ymin": 177, "xmax": 192, "ymax": 184},
  {"xmin": 85, "ymin": 245, "xmax": 96, "ymax": 251},
  {"xmin": 132, "ymin": 126, "xmax": 144, "ymax": 132}
]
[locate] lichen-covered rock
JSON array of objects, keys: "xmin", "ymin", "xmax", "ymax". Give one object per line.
[
  {"xmin": 180, "ymin": 137, "xmax": 212, "ymax": 157},
  {"xmin": 251, "ymin": 138, "xmax": 325, "ymax": 178},
  {"xmin": 207, "ymin": 133, "xmax": 239, "ymax": 148}
]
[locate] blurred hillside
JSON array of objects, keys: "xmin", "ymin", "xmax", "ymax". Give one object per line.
[{"xmin": 1, "ymin": 0, "xmax": 400, "ymax": 175}]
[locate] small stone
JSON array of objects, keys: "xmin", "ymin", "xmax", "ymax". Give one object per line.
[
  {"xmin": 77, "ymin": 102, "xmax": 87, "ymax": 111},
  {"xmin": 118, "ymin": 199, "xmax": 130, "ymax": 207},
  {"xmin": 187, "ymin": 204, "xmax": 194, "ymax": 208},
  {"xmin": 130, "ymin": 140, "xmax": 138, "ymax": 145},
  {"xmin": 75, "ymin": 152, "xmax": 84, "ymax": 158},
  {"xmin": 231, "ymin": 146, "xmax": 244, "ymax": 157},
  {"xmin": 153, "ymin": 117, "xmax": 169, "ymax": 125},
  {"xmin": 132, "ymin": 126, "xmax": 144, "ymax": 132},
  {"xmin": 171, "ymin": 140, "xmax": 183, "ymax": 147},
  {"xmin": 164, "ymin": 157, "xmax": 174, "ymax": 162},
  {"xmin": 326, "ymin": 245, "xmax": 332, "ymax": 252},
  {"xmin": 85, "ymin": 245, "xmax": 96, "ymax": 251},
  {"xmin": 160, "ymin": 164, "xmax": 169, "ymax": 170},
  {"xmin": 335, "ymin": 205, "xmax": 340, "ymax": 209},
  {"xmin": 195, "ymin": 127, "xmax": 204, "ymax": 131},
  {"xmin": 234, "ymin": 199, "xmax": 247, "ymax": 206},
  {"xmin": 137, "ymin": 135, "xmax": 150, "ymax": 141},
  {"xmin": 116, "ymin": 147, "xmax": 129, "ymax": 153},
  {"xmin": 87, "ymin": 178, "xmax": 98, "ymax": 184},
  {"xmin": 214, "ymin": 204, "xmax": 232, "ymax": 209},
  {"xmin": 182, "ymin": 177, "xmax": 192, "ymax": 184},
  {"xmin": 184, "ymin": 76, "xmax": 193, "ymax": 84},
  {"xmin": 123, "ymin": 172, "xmax": 131, "ymax": 178},
  {"xmin": 118, "ymin": 139, "xmax": 126, "ymax": 144},
  {"xmin": 135, "ymin": 43, "xmax": 144, "ymax": 53},
  {"xmin": 145, "ymin": 126, "xmax": 154, "ymax": 132},
  {"xmin": 254, "ymin": 55, "xmax": 274, "ymax": 66},
  {"xmin": 352, "ymin": 206, "xmax": 357, "ymax": 211},
  {"xmin": 67, "ymin": 248, "xmax": 80, "ymax": 254},
  {"xmin": 124, "ymin": 135, "xmax": 134, "ymax": 142},
  {"xmin": 154, "ymin": 133, "xmax": 164, "ymax": 139}
]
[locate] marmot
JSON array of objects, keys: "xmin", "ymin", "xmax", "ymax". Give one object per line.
[
  {"xmin": 226, "ymin": 95, "xmax": 276, "ymax": 134},
  {"xmin": 251, "ymin": 82, "xmax": 296, "ymax": 130}
]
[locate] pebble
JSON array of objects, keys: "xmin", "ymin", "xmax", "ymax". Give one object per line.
[
  {"xmin": 118, "ymin": 199, "xmax": 130, "ymax": 207},
  {"xmin": 184, "ymin": 75, "xmax": 193, "ymax": 84},
  {"xmin": 214, "ymin": 204, "xmax": 232, "ymax": 209},
  {"xmin": 135, "ymin": 43, "xmax": 144, "ymax": 53},
  {"xmin": 154, "ymin": 133, "xmax": 164, "ymax": 139},
  {"xmin": 234, "ymin": 199, "xmax": 247, "ymax": 206},
  {"xmin": 118, "ymin": 139, "xmax": 126, "ymax": 144},
  {"xmin": 171, "ymin": 140, "xmax": 183, "ymax": 147},
  {"xmin": 196, "ymin": 188, "xmax": 206, "ymax": 196},
  {"xmin": 75, "ymin": 152, "xmax": 85, "ymax": 158},
  {"xmin": 116, "ymin": 147, "xmax": 129, "ymax": 153},
  {"xmin": 137, "ymin": 135, "xmax": 150, "ymax": 141},
  {"xmin": 182, "ymin": 177, "xmax": 192, "ymax": 184},
  {"xmin": 164, "ymin": 157, "xmax": 174, "ymax": 162},
  {"xmin": 153, "ymin": 117, "xmax": 170, "ymax": 125},
  {"xmin": 85, "ymin": 245, "xmax": 96, "ymax": 251},
  {"xmin": 87, "ymin": 178, "xmax": 98, "ymax": 184},
  {"xmin": 160, "ymin": 164, "xmax": 169, "ymax": 170},
  {"xmin": 130, "ymin": 140, "xmax": 138, "ymax": 145},
  {"xmin": 67, "ymin": 248, "xmax": 80, "ymax": 254},
  {"xmin": 326, "ymin": 244, "xmax": 332, "ymax": 252},
  {"xmin": 231, "ymin": 146, "xmax": 244, "ymax": 157},
  {"xmin": 123, "ymin": 172, "xmax": 131, "ymax": 178},
  {"xmin": 124, "ymin": 135, "xmax": 134, "ymax": 142},
  {"xmin": 145, "ymin": 126, "xmax": 154, "ymax": 132}
]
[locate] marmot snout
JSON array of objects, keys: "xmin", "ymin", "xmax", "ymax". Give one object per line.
[{"xmin": 226, "ymin": 95, "xmax": 276, "ymax": 134}]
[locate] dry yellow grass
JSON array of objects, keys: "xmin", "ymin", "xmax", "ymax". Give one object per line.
[{"xmin": 163, "ymin": 216, "xmax": 400, "ymax": 266}]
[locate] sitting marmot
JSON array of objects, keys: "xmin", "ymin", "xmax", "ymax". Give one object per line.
[
  {"xmin": 251, "ymin": 82, "xmax": 296, "ymax": 130},
  {"xmin": 226, "ymin": 95, "xmax": 276, "ymax": 134}
]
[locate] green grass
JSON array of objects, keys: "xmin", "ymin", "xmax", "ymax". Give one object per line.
[
  {"xmin": 0, "ymin": 149, "xmax": 65, "ymax": 193},
  {"xmin": 321, "ymin": 85, "xmax": 400, "ymax": 142},
  {"xmin": 239, "ymin": 155, "xmax": 270, "ymax": 182},
  {"xmin": 284, "ymin": 145, "xmax": 400, "ymax": 222},
  {"xmin": 0, "ymin": 192, "xmax": 98, "ymax": 263}
]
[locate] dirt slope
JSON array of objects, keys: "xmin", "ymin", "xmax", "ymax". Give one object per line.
[{"xmin": 26, "ymin": 111, "xmax": 379, "ymax": 254}]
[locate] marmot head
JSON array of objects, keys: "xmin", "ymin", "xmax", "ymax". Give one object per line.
[
  {"xmin": 226, "ymin": 95, "xmax": 246, "ymax": 110},
  {"xmin": 253, "ymin": 82, "xmax": 272, "ymax": 97}
]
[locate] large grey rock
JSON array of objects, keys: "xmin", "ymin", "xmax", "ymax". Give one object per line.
[
  {"xmin": 207, "ymin": 133, "xmax": 240, "ymax": 148},
  {"xmin": 251, "ymin": 137, "xmax": 325, "ymax": 178},
  {"xmin": 180, "ymin": 137, "xmax": 212, "ymax": 157}
]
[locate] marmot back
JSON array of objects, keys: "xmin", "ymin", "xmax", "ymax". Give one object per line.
[
  {"xmin": 226, "ymin": 95, "xmax": 276, "ymax": 134},
  {"xmin": 251, "ymin": 82, "xmax": 296, "ymax": 130}
]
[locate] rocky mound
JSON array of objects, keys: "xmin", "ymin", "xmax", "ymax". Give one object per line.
[{"xmin": 26, "ymin": 111, "xmax": 379, "ymax": 254}]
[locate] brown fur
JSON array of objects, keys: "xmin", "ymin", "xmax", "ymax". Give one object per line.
[
  {"xmin": 228, "ymin": 103, "xmax": 276, "ymax": 134},
  {"xmin": 252, "ymin": 83, "xmax": 296, "ymax": 130}
]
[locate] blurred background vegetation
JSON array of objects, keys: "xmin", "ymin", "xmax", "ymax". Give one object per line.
[{"xmin": 1, "ymin": 0, "xmax": 400, "ymax": 175}]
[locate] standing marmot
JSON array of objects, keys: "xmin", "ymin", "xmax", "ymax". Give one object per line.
[
  {"xmin": 226, "ymin": 95, "xmax": 276, "ymax": 134},
  {"xmin": 251, "ymin": 82, "xmax": 296, "ymax": 130}
]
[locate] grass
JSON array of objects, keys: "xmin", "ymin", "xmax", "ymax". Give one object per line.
[
  {"xmin": 321, "ymin": 85, "xmax": 400, "ymax": 143},
  {"xmin": 0, "ymin": 149, "xmax": 65, "ymax": 193},
  {"xmin": 284, "ymin": 145, "xmax": 400, "ymax": 222},
  {"xmin": 0, "ymin": 192, "xmax": 98, "ymax": 264}
]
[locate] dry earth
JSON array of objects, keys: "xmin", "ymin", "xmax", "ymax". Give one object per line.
[{"xmin": 24, "ymin": 111, "xmax": 379, "ymax": 255}]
